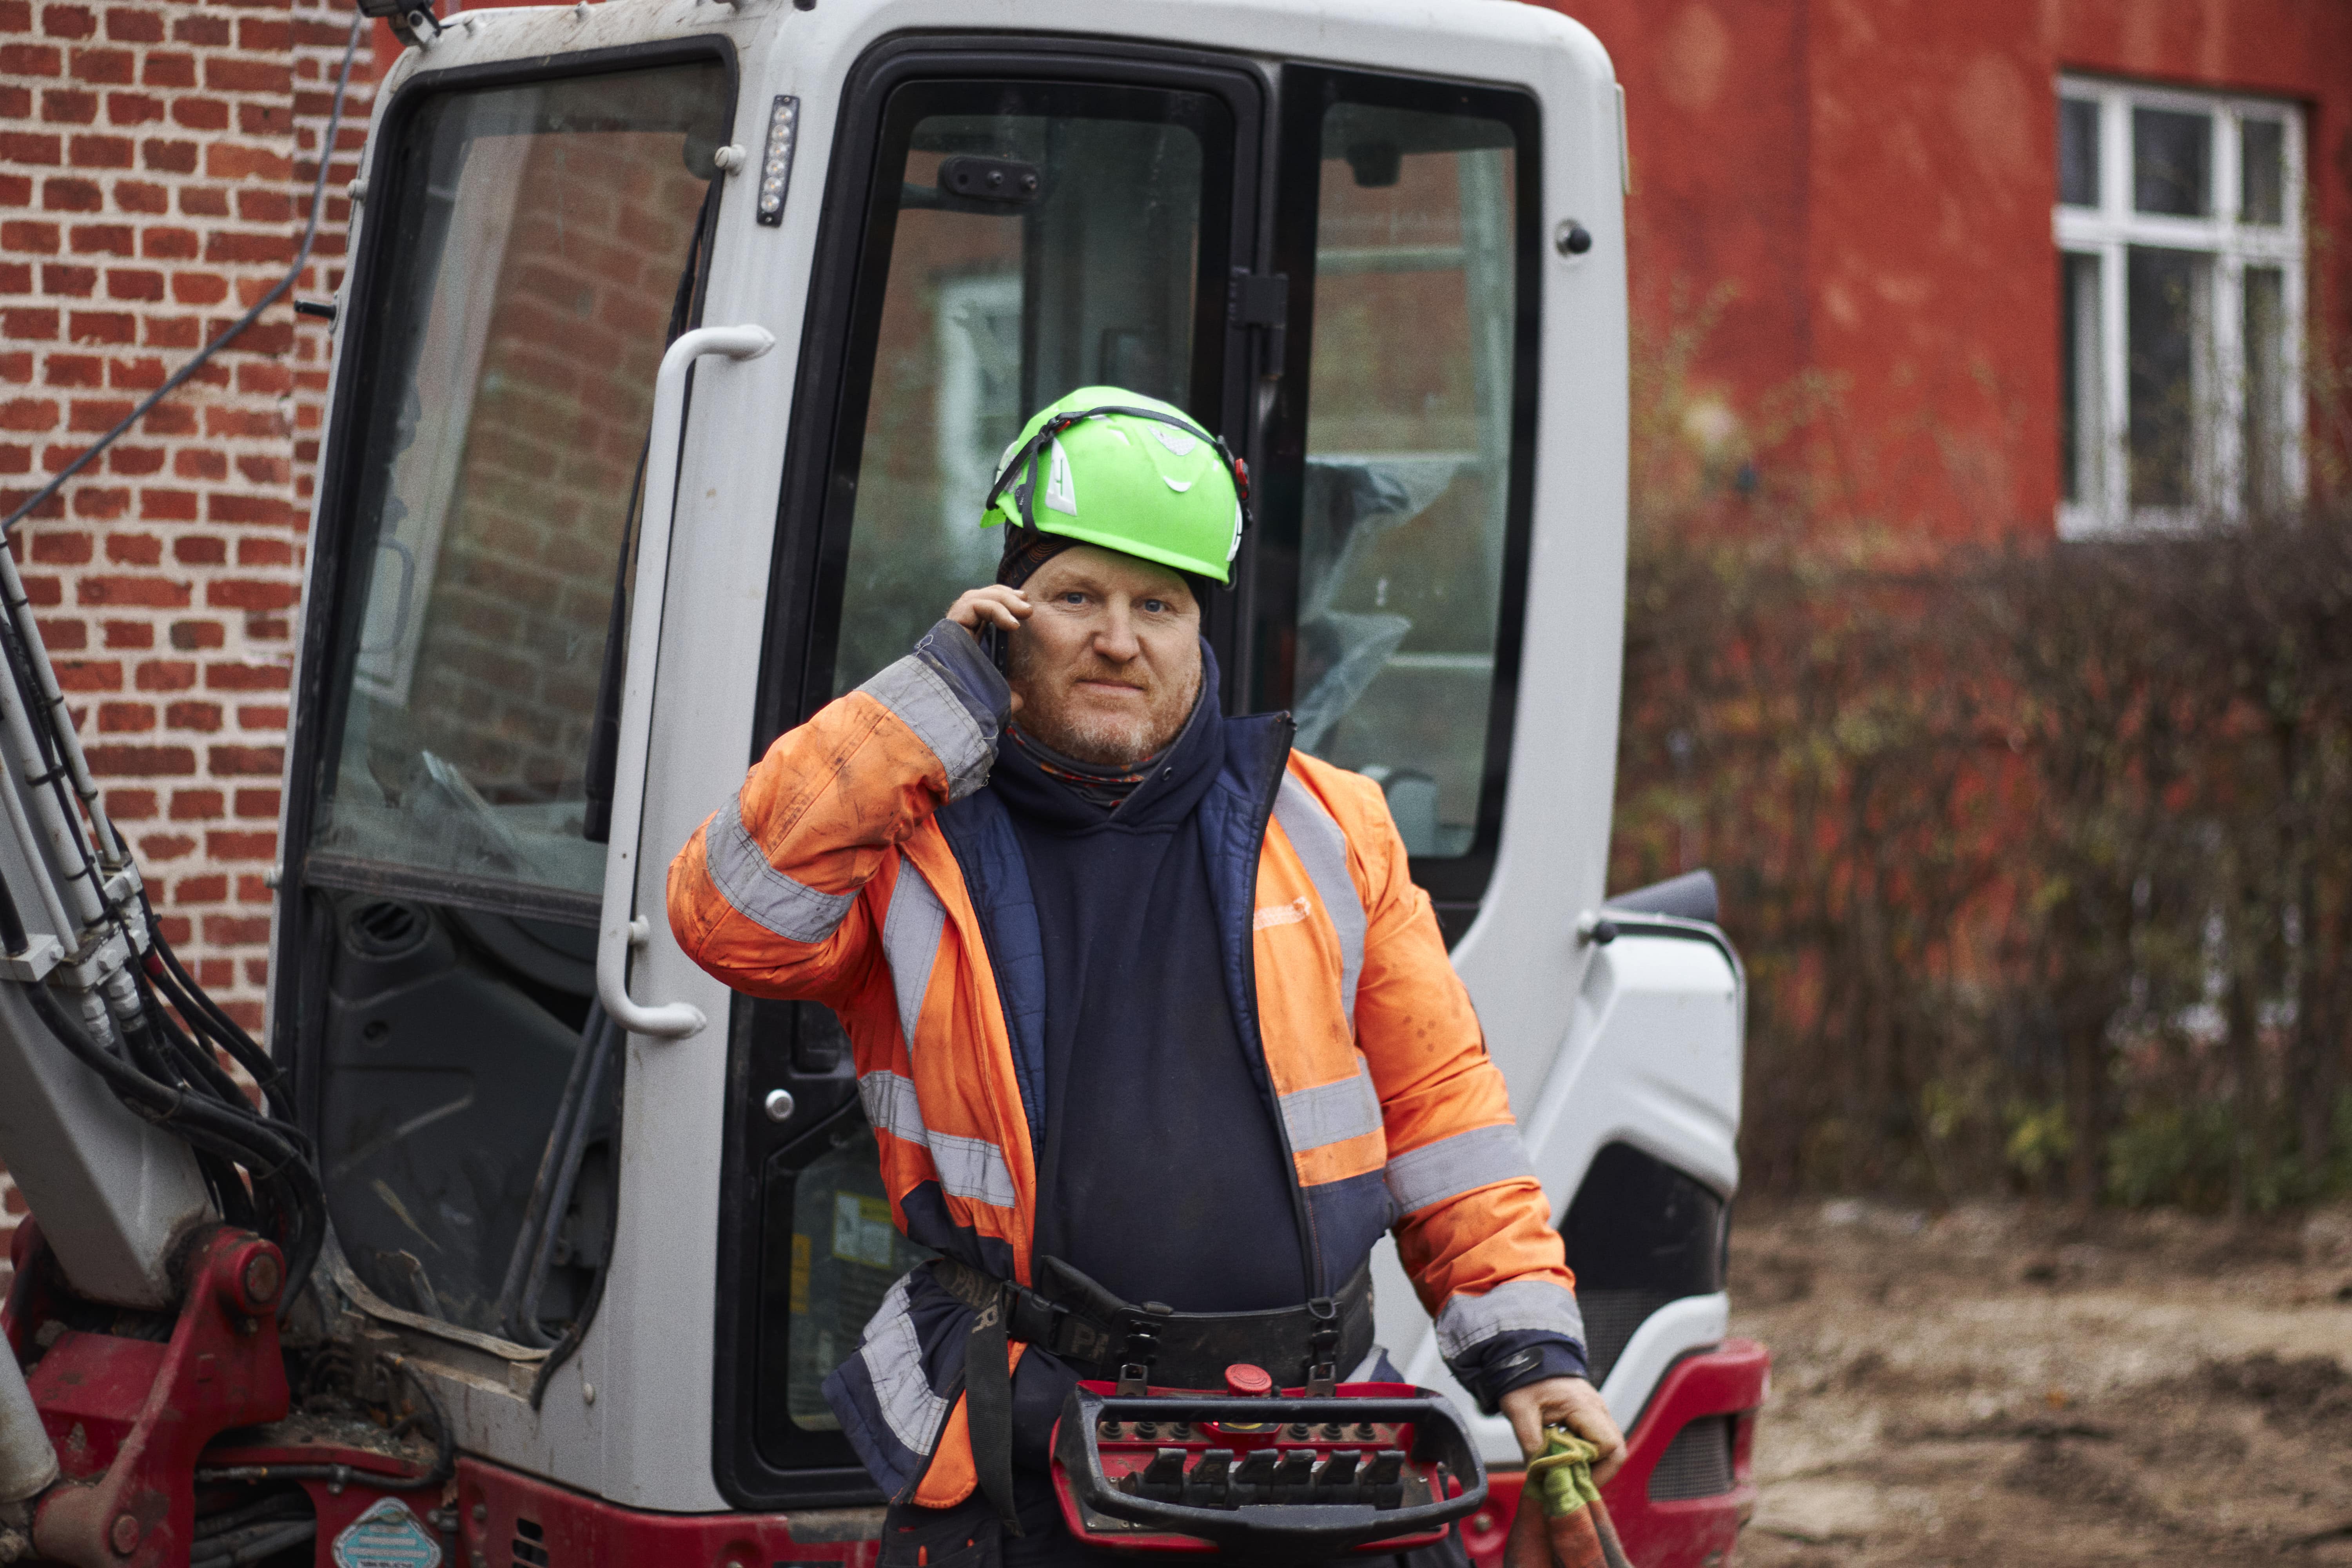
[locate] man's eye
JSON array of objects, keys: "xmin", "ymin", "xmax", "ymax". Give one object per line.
[
  {"xmin": 1142, "ymin": 599, "xmax": 1167, "ymax": 613},
  {"xmin": 1062, "ymin": 592, "xmax": 1087, "ymax": 605}
]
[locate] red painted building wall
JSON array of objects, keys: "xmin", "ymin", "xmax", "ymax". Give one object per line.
[{"xmin": 1561, "ymin": 0, "xmax": 2352, "ymax": 537}]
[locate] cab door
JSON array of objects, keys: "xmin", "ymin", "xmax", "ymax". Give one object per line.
[
  {"xmin": 713, "ymin": 37, "xmax": 1268, "ymax": 1509},
  {"xmin": 277, "ymin": 45, "xmax": 736, "ymax": 1353}
]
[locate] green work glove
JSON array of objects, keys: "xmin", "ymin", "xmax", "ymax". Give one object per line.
[{"xmin": 1524, "ymin": 1426, "xmax": 1605, "ymax": 1518}]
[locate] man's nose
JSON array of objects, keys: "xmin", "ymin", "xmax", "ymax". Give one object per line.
[{"xmin": 1092, "ymin": 608, "xmax": 1142, "ymax": 662}]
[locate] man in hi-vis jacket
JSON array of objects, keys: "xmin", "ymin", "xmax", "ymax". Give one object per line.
[{"xmin": 670, "ymin": 387, "xmax": 1619, "ymax": 1566}]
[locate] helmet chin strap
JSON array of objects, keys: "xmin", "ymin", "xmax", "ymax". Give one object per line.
[{"xmin": 984, "ymin": 404, "xmax": 1253, "ymax": 541}]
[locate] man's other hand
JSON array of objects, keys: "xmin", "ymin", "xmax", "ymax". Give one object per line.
[
  {"xmin": 1497, "ymin": 1376, "xmax": 1625, "ymax": 1484},
  {"xmin": 948, "ymin": 585, "xmax": 1031, "ymax": 635}
]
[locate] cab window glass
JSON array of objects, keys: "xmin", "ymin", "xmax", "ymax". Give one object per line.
[
  {"xmin": 312, "ymin": 64, "xmax": 727, "ymax": 902},
  {"xmin": 1293, "ymin": 98, "xmax": 1526, "ymax": 864},
  {"xmin": 824, "ymin": 82, "xmax": 1230, "ymax": 695},
  {"xmin": 296, "ymin": 59, "xmax": 729, "ymax": 1347}
]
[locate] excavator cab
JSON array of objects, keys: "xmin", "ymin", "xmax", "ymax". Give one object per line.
[{"xmin": 2, "ymin": 2, "xmax": 1760, "ymax": 1564}]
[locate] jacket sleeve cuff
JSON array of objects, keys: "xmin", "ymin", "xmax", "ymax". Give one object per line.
[
  {"xmin": 1448, "ymin": 1329, "xmax": 1590, "ymax": 1414},
  {"xmin": 913, "ymin": 618, "xmax": 1011, "ymax": 740},
  {"xmin": 855, "ymin": 620, "xmax": 1010, "ymax": 801}
]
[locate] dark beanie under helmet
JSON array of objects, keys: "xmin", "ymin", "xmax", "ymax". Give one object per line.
[{"xmin": 995, "ymin": 524, "xmax": 1220, "ymax": 603}]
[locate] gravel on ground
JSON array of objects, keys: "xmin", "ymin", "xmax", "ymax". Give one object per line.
[{"xmin": 1727, "ymin": 1197, "xmax": 2352, "ymax": 1567}]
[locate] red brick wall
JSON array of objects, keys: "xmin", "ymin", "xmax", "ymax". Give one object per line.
[
  {"xmin": 0, "ymin": 0, "xmax": 384, "ymax": 1242},
  {"xmin": 1558, "ymin": 0, "xmax": 2352, "ymax": 537}
]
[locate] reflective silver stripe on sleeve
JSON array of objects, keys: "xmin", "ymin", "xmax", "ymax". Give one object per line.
[
  {"xmin": 861, "ymin": 653, "xmax": 993, "ymax": 800},
  {"xmin": 1278, "ymin": 1054, "xmax": 1382, "ymax": 1152},
  {"xmin": 1383, "ymin": 1123, "xmax": 1534, "ymax": 1218},
  {"xmin": 1433, "ymin": 1278, "xmax": 1586, "ymax": 1361},
  {"xmin": 858, "ymin": 1071, "xmax": 1018, "ymax": 1208},
  {"xmin": 705, "ymin": 793, "xmax": 857, "ymax": 943},
  {"xmin": 1272, "ymin": 773, "xmax": 1366, "ymax": 1023},
  {"xmin": 858, "ymin": 1273, "xmax": 951, "ymax": 1457},
  {"xmin": 880, "ymin": 860, "xmax": 946, "ymax": 1052}
]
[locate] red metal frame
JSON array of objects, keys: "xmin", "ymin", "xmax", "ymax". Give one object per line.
[
  {"xmin": 6, "ymin": 1221, "xmax": 293, "ymax": 1568},
  {"xmin": 1464, "ymin": 1339, "xmax": 1769, "ymax": 1568},
  {"xmin": 458, "ymin": 1456, "xmax": 883, "ymax": 1566},
  {"xmin": 196, "ymin": 1439, "xmax": 448, "ymax": 1567}
]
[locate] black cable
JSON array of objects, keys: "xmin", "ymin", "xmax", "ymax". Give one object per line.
[
  {"xmin": 141, "ymin": 911, "xmax": 289, "ymax": 1115},
  {"xmin": 142, "ymin": 943, "xmax": 302, "ymax": 1136},
  {"xmin": 194, "ymin": 1148, "xmax": 261, "ymax": 1232},
  {"xmin": 0, "ymin": 608, "xmax": 118, "ymax": 935},
  {"xmin": 0, "ymin": 12, "xmax": 367, "ymax": 535},
  {"xmin": 189, "ymin": 1518, "xmax": 316, "ymax": 1568},
  {"xmin": 194, "ymin": 1491, "xmax": 313, "ymax": 1541},
  {"xmin": 0, "ymin": 837, "xmax": 26, "ymax": 956},
  {"xmin": 134, "ymin": 966, "xmax": 314, "ymax": 1161},
  {"xmin": 143, "ymin": 982, "xmax": 252, "ymax": 1107},
  {"xmin": 29, "ymin": 986, "xmax": 298, "ymax": 1181},
  {"xmin": 0, "ymin": 529, "xmax": 326, "ymax": 1289},
  {"xmin": 24, "ymin": 978, "xmax": 325, "ymax": 1289},
  {"xmin": 13, "ymin": 790, "xmax": 327, "ymax": 1289}
]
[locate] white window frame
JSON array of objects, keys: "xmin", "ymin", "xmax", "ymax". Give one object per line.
[{"xmin": 2054, "ymin": 75, "xmax": 2304, "ymax": 537}]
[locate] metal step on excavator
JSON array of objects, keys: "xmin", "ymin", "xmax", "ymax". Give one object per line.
[{"xmin": 1, "ymin": 0, "xmax": 1765, "ymax": 1563}]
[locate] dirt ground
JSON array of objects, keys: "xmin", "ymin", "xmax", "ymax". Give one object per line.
[{"xmin": 1725, "ymin": 1197, "xmax": 2352, "ymax": 1567}]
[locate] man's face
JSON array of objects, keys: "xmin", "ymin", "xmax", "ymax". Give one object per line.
[{"xmin": 1008, "ymin": 544, "xmax": 1202, "ymax": 767}]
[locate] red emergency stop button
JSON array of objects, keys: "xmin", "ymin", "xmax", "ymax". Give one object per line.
[{"xmin": 1224, "ymin": 1363, "xmax": 1273, "ymax": 1397}]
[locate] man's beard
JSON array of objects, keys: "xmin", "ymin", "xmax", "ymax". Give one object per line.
[{"xmin": 1010, "ymin": 646, "xmax": 1201, "ymax": 768}]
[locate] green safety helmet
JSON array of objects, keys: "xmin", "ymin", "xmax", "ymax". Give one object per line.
[{"xmin": 982, "ymin": 386, "xmax": 1250, "ymax": 584}]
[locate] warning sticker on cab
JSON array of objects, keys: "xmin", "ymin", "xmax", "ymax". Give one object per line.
[{"xmin": 332, "ymin": 1497, "xmax": 443, "ymax": 1568}]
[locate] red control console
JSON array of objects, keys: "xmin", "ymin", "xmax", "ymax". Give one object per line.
[{"xmin": 1051, "ymin": 1364, "xmax": 1485, "ymax": 1557}]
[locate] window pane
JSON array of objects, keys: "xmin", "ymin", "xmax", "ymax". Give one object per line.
[
  {"xmin": 313, "ymin": 64, "xmax": 728, "ymax": 898},
  {"xmin": 2133, "ymin": 107, "xmax": 2210, "ymax": 216},
  {"xmin": 829, "ymin": 91, "xmax": 1217, "ymax": 695},
  {"xmin": 2058, "ymin": 98, "xmax": 2100, "ymax": 207},
  {"xmin": 2127, "ymin": 246, "xmax": 2204, "ymax": 508},
  {"xmin": 1296, "ymin": 103, "xmax": 1517, "ymax": 860},
  {"xmin": 2059, "ymin": 252, "xmax": 2103, "ymax": 505},
  {"xmin": 2241, "ymin": 118, "xmax": 2285, "ymax": 225},
  {"xmin": 2243, "ymin": 266, "xmax": 2286, "ymax": 515},
  {"xmin": 782, "ymin": 1126, "xmax": 934, "ymax": 1432}
]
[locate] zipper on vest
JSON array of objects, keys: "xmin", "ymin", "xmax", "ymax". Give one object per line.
[{"xmin": 1229, "ymin": 715, "xmax": 1323, "ymax": 1301}]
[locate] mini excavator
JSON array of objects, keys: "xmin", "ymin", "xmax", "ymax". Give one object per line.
[{"xmin": 0, "ymin": 1, "xmax": 1765, "ymax": 1563}]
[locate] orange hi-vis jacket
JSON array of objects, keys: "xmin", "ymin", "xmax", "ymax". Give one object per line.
[{"xmin": 668, "ymin": 630, "xmax": 1583, "ymax": 1507}]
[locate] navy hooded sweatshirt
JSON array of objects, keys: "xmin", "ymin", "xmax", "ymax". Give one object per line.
[{"xmin": 984, "ymin": 642, "xmax": 1309, "ymax": 1312}]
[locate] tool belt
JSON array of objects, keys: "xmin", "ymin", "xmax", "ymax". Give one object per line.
[{"xmin": 927, "ymin": 1254, "xmax": 1376, "ymax": 1536}]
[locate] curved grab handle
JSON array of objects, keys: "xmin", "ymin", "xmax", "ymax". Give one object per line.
[{"xmin": 596, "ymin": 323, "xmax": 775, "ymax": 1040}]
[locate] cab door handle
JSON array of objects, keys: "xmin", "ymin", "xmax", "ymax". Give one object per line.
[{"xmin": 596, "ymin": 323, "xmax": 776, "ymax": 1040}]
